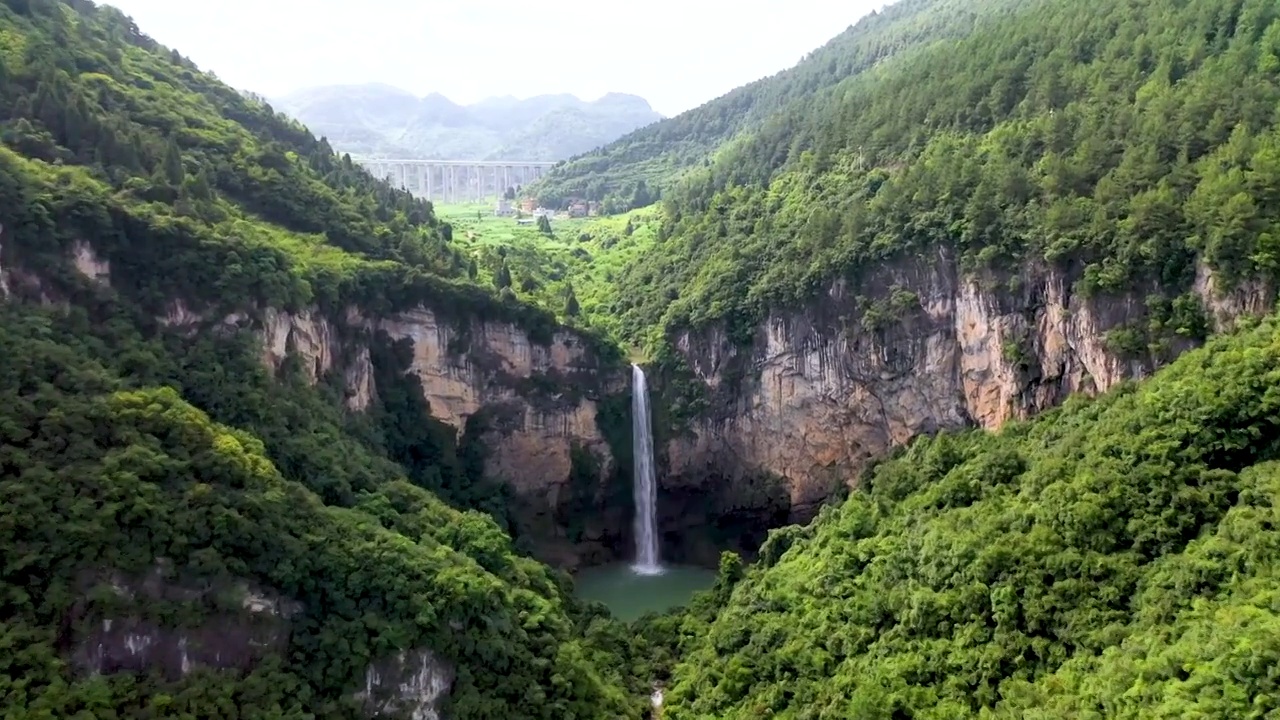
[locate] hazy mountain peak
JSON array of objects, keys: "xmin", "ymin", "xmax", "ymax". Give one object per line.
[
  {"xmin": 594, "ymin": 92, "xmax": 655, "ymax": 110},
  {"xmin": 280, "ymin": 85, "xmax": 664, "ymax": 161}
]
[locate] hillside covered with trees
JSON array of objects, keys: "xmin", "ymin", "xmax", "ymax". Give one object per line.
[
  {"xmin": 661, "ymin": 313, "xmax": 1280, "ymax": 718},
  {"xmin": 562, "ymin": 0, "xmax": 1280, "ymax": 360},
  {"xmin": 528, "ymin": 0, "xmax": 1025, "ymax": 210},
  {"xmin": 8, "ymin": 0, "xmax": 1280, "ymax": 717},
  {"xmin": 0, "ymin": 0, "xmax": 646, "ymax": 717}
]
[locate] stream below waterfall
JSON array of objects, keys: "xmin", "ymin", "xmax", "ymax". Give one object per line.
[{"xmin": 573, "ymin": 563, "xmax": 716, "ymax": 622}]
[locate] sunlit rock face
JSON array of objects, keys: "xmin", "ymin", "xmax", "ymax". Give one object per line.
[
  {"xmin": 155, "ymin": 295, "xmax": 628, "ymax": 568},
  {"xmin": 377, "ymin": 307, "xmax": 616, "ymax": 499},
  {"xmin": 667, "ymin": 251, "xmax": 1274, "ymax": 524}
]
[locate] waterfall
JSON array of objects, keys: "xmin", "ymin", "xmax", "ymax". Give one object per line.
[{"xmin": 631, "ymin": 364, "xmax": 663, "ymax": 575}]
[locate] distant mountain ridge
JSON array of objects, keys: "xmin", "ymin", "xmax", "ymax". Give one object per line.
[{"xmin": 274, "ymin": 84, "xmax": 664, "ymax": 161}]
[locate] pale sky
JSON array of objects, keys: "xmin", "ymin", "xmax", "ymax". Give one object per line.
[{"xmin": 102, "ymin": 0, "xmax": 887, "ymax": 116}]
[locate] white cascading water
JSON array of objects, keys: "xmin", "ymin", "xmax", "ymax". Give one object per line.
[{"xmin": 631, "ymin": 363, "xmax": 664, "ymax": 575}]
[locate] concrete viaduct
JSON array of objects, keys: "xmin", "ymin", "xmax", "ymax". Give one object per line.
[{"xmin": 358, "ymin": 158, "xmax": 557, "ymax": 203}]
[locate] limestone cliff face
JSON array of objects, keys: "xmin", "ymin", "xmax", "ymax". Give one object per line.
[
  {"xmin": 261, "ymin": 306, "xmax": 342, "ymax": 387},
  {"xmin": 356, "ymin": 648, "xmax": 455, "ymax": 720},
  {"xmin": 665, "ymin": 253, "xmax": 1275, "ymax": 524},
  {"xmin": 72, "ymin": 564, "xmax": 303, "ymax": 680},
  {"xmin": 377, "ymin": 308, "xmax": 616, "ymax": 498},
  {"xmin": 1194, "ymin": 260, "xmax": 1275, "ymax": 332},
  {"xmin": 374, "ymin": 308, "xmax": 624, "ymax": 566},
  {"xmin": 159, "ymin": 296, "xmax": 624, "ymax": 565},
  {"xmin": 71, "ymin": 562, "xmax": 454, "ymax": 719}
]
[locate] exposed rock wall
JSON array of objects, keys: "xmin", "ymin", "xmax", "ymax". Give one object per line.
[
  {"xmin": 261, "ymin": 307, "xmax": 339, "ymax": 384},
  {"xmin": 356, "ymin": 648, "xmax": 455, "ymax": 720},
  {"xmin": 71, "ymin": 563, "xmax": 455, "ymax": 718},
  {"xmin": 377, "ymin": 308, "xmax": 624, "ymax": 566},
  {"xmin": 71, "ymin": 564, "xmax": 303, "ymax": 680},
  {"xmin": 667, "ymin": 253, "xmax": 1276, "ymax": 523},
  {"xmin": 1194, "ymin": 260, "xmax": 1275, "ymax": 332},
  {"xmin": 159, "ymin": 298, "xmax": 625, "ymax": 566},
  {"xmin": 378, "ymin": 308, "xmax": 616, "ymax": 491},
  {"xmin": 71, "ymin": 240, "xmax": 111, "ymax": 286},
  {"xmin": 248, "ymin": 305, "xmax": 620, "ymax": 505},
  {"xmin": 345, "ymin": 345, "xmax": 377, "ymax": 411}
]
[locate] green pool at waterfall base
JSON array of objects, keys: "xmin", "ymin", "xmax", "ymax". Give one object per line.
[{"xmin": 573, "ymin": 563, "xmax": 717, "ymax": 622}]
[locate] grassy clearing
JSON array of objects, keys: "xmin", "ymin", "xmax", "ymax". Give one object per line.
[{"xmin": 436, "ymin": 202, "xmax": 663, "ymax": 350}]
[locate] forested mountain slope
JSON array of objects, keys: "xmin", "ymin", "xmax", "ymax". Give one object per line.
[
  {"xmin": 617, "ymin": 0, "xmax": 1280, "ymax": 347},
  {"xmin": 529, "ymin": 0, "xmax": 1023, "ymax": 209},
  {"xmin": 662, "ymin": 313, "xmax": 1280, "ymax": 719},
  {"xmin": 620, "ymin": 0, "xmax": 1280, "ymax": 714},
  {"xmin": 0, "ymin": 0, "xmax": 644, "ymax": 717},
  {"xmin": 521, "ymin": 0, "xmax": 1280, "ymax": 542}
]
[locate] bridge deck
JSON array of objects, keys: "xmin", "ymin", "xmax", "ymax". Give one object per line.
[{"xmin": 357, "ymin": 159, "xmax": 557, "ymax": 167}]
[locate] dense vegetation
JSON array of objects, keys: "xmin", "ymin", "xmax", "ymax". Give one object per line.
[
  {"xmin": 528, "ymin": 0, "xmax": 1023, "ymax": 210},
  {"xmin": 11, "ymin": 0, "xmax": 1280, "ymax": 716},
  {"xmin": 0, "ymin": 0, "xmax": 643, "ymax": 717},
  {"xmin": 541, "ymin": 0, "xmax": 1280, "ymax": 367},
  {"xmin": 0, "ymin": 305, "xmax": 642, "ymax": 718},
  {"xmin": 437, "ymin": 203, "xmax": 663, "ymax": 343},
  {"xmin": 660, "ymin": 314, "xmax": 1280, "ymax": 718}
]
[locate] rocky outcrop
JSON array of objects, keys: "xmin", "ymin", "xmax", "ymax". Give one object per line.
[
  {"xmin": 72, "ymin": 240, "xmax": 111, "ymax": 286},
  {"xmin": 355, "ymin": 648, "xmax": 455, "ymax": 720},
  {"xmin": 249, "ymin": 305, "xmax": 621, "ymax": 502},
  {"xmin": 158, "ymin": 299, "xmax": 200, "ymax": 327},
  {"xmin": 159, "ymin": 300, "xmax": 624, "ymax": 566},
  {"xmin": 169, "ymin": 303, "xmax": 620, "ymax": 487},
  {"xmin": 345, "ymin": 345, "xmax": 376, "ymax": 411},
  {"xmin": 378, "ymin": 308, "xmax": 616, "ymax": 492},
  {"xmin": 261, "ymin": 307, "xmax": 339, "ymax": 383},
  {"xmin": 377, "ymin": 308, "xmax": 624, "ymax": 566},
  {"xmin": 1194, "ymin": 260, "xmax": 1274, "ymax": 333},
  {"xmin": 666, "ymin": 253, "xmax": 1277, "ymax": 524},
  {"xmin": 71, "ymin": 562, "xmax": 455, "ymax": 718},
  {"xmin": 71, "ymin": 563, "xmax": 303, "ymax": 680}
]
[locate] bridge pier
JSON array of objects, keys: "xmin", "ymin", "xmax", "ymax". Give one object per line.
[{"xmin": 352, "ymin": 158, "xmax": 556, "ymax": 203}]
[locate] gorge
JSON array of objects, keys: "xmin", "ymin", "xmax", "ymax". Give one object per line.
[{"xmin": 6, "ymin": 0, "xmax": 1280, "ymax": 717}]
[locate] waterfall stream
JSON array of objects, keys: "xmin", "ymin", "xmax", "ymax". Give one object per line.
[{"xmin": 631, "ymin": 364, "xmax": 663, "ymax": 575}]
